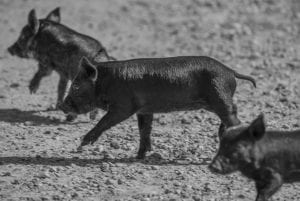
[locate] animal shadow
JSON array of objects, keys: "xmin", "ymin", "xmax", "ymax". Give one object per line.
[
  {"xmin": 0, "ymin": 156, "xmax": 208, "ymax": 167},
  {"xmin": 0, "ymin": 108, "xmax": 62, "ymax": 125}
]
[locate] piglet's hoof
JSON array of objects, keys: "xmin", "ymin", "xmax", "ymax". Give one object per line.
[
  {"xmin": 66, "ymin": 114, "xmax": 77, "ymax": 122},
  {"xmin": 76, "ymin": 146, "xmax": 84, "ymax": 153},
  {"xmin": 89, "ymin": 111, "xmax": 97, "ymax": 120}
]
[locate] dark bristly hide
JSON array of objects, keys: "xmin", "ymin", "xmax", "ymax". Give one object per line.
[
  {"xmin": 59, "ymin": 56, "xmax": 256, "ymax": 159},
  {"xmin": 7, "ymin": 8, "xmax": 115, "ymax": 121},
  {"xmin": 210, "ymin": 114, "xmax": 300, "ymax": 201}
]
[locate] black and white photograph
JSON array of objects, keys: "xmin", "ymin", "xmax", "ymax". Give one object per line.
[{"xmin": 1, "ymin": 0, "xmax": 300, "ymax": 200}]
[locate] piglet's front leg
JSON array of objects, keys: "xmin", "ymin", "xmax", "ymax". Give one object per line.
[
  {"xmin": 29, "ymin": 64, "xmax": 52, "ymax": 94},
  {"xmin": 78, "ymin": 107, "xmax": 135, "ymax": 150},
  {"xmin": 255, "ymin": 169, "xmax": 283, "ymax": 201}
]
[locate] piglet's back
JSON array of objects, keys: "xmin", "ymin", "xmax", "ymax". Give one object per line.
[
  {"xmin": 96, "ymin": 56, "xmax": 233, "ymax": 80},
  {"xmin": 258, "ymin": 130, "xmax": 300, "ymax": 179}
]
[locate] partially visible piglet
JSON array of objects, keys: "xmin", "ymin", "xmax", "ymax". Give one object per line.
[
  {"xmin": 210, "ymin": 114, "xmax": 300, "ymax": 201},
  {"xmin": 7, "ymin": 8, "xmax": 115, "ymax": 121}
]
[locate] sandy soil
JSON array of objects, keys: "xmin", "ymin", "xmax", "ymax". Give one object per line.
[{"xmin": 0, "ymin": 0, "xmax": 300, "ymax": 200}]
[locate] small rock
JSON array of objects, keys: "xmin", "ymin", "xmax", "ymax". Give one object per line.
[
  {"xmin": 192, "ymin": 195, "xmax": 202, "ymax": 201},
  {"xmin": 11, "ymin": 179, "xmax": 19, "ymax": 184},
  {"xmin": 105, "ymin": 179, "xmax": 114, "ymax": 185},
  {"xmin": 52, "ymin": 136, "xmax": 59, "ymax": 140},
  {"xmin": 158, "ymin": 118, "xmax": 168, "ymax": 125},
  {"xmin": 181, "ymin": 117, "xmax": 191, "ymax": 124},
  {"xmin": 71, "ymin": 192, "xmax": 80, "ymax": 198},
  {"xmin": 164, "ymin": 188, "xmax": 172, "ymax": 194},
  {"xmin": 44, "ymin": 131, "xmax": 51, "ymax": 135},
  {"xmin": 37, "ymin": 171, "xmax": 50, "ymax": 179},
  {"xmin": 24, "ymin": 121, "xmax": 32, "ymax": 126},
  {"xmin": 293, "ymin": 123, "xmax": 300, "ymax": 128},
  {"xmin": 10, "ymin": 83, "xmax": 20, "ymax": 88},
  {"xmin": 93, "ymin": 145, "xmax": 104, "ymax": 152},
  {"xmin": 149, "ymin": 152, "xmax": 163, "ymax": 160},
  {"xmin": 110, "ymin": 141, "xmax": 120, "ymax": 149},
  {"xmin": 57, "ymin": 127, "xmax": 67, "ymax": 131},
  {"xmin": 174, "ymin": 189, "xmax": 181, "ymax": 195},
  {"xmin": 238, "ymin": 194, "xmax": 246, "ymax": 199},
  {"xmin": 1, "ymin": 172, "xmax": 11, "ymax": 176},
  {"xmin": 151, "ymin": 166, "xmax": 159, "ymax": 170},
  {"xmin": 117, "ymin": 179, "xmax": 123, "ymax": 185},
  {"xmin": 173, "ymin": 181, "xmax": 180, "ymax": 187},
  {"xmin": 52, "ymin": 195, "xmax": 62, "ymax": 200},
  {"xmin": 41, "ymin": 196, "xmax": 50, "ymax": 201},
  {"xmin": 181, "ymin": 192, "xmax": 189, "ymax": 198},
  {"xmin": 103, "ymin": 152, "xmax": 115, "ymax": 160},
  {"xmin": 100, "ymin": 163, "xmax": 110, "ymax": 172},
  {"xmin": 48, "ymin": 167, "xmax": 58, "ymax": 173}
]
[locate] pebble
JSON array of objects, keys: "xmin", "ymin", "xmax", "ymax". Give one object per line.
[
  {"xmin": 173, "ymin": 181, "xmax": 181, "ymax": 187},
  {"xmin": 164, "ymin": 188, "xmax": 172, "ymax": 194},
  {"xmin": 192, "ymin": 195, "xmax": 202, "ymax": 201},
  {"xmin": 181, "ymin": 117, "xmax": 191, "ymax": 124},
  {"xmin": 57, "ymin": 127, "xmax": 67, "ymax": 131},
  {"xmin": 103, "ymin": 152, "xmax": 115, "ymax": 160},
  {"xmin": 10, "ymin": 83, "xmax": 19, "ymax": 88},
  {"xmin": 110, "ymin": 141, "xmax": 120, "ymax": 149},
  {"xmin": 1, "ymin": 172, "xmax": 11, "ymax": 176},
  {"xmin": 140, "ymin": 198, "xmax": 151, "ymax": 201},
  {"xmin": 94, "ymin": 145, "xmax": 104, "ymax": 152},
  {"xmin": 24, "ymin": 121, "xmax": 32, "ymax": 126},
  {"xmin": 100, "ymin": 163, "xmax": 110, "ymax": 172},
  {"xmin": 52, "ymin": 136, "xmax": 59, "ymax": 140},
  {"xmin": 37, "ymin": 171, "xmax": 50, "ymax": 179},
  {"xmin": 282, "ymin": 124, "xmax": 289, "ymax": 129},
  {"xmin": 117, "ymin": 178, "xmax": 123, "ymax": 185},
  {"xmin": 11, "ymin": 179, "xmax": 19, "ymax": 184},
  {"xmin": 41, "ymin": 196, "xmax": 50, "ymax": 201},
  {"xmin": 44, "ymin": 131, "xmax": 51, "ymax": 135},
  {"xmin": 238, "ymin": 194, "xmax": 246, "ymax": 199},
  {"xmin": 105, "ymin": 179, "xmax": 114, "ymax": 185},
  {"xmin": 149, "ymin": 152, "xmax": 163, "ymax": 160}
]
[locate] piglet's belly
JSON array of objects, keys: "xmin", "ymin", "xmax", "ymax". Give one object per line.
[{"xmin": 137, "ymin": 100, "xmax": 209, "ymax": 114}]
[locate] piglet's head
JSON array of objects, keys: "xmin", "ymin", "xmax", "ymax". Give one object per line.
[
  {"xmin": 59, "ymin": 57, "xmax": 98, "ymax": 115},
  {"xmin": 7, "ymin": 8, "xmax": 60, "ymax": 58},
  {"xmin": 209, "ymin": 114, "xmax": 266, "ymax": 174}
]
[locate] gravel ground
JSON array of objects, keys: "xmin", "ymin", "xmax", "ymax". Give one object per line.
[{"xmin": 0, "ymin": 0, "xmax": 300, "ymax": 200}]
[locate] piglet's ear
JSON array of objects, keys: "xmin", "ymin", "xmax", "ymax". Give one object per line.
[
  {"xmin": 46, "ymin": 7, "xmax": 61, "ymax": 23},
  {"xmin": 248, "ymin": 114, "xmax": 266, "ymax": 140},
  {"xmin": 28, "ymin": 9, "xmax": 39, "ymax": 34},
  {"xmin": 79, "ymin": 57, "xmax": 98, "ymax": 82}
]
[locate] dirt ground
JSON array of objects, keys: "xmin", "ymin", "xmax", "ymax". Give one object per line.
[{"xmin": 0, "ymin": 0, "xmax": 300, "ymax": 200}]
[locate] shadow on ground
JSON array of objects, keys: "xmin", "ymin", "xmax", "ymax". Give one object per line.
[
  {"xmin": 0, "ymin": 156, "xmax": 209, "ymax": 167},
  {"xmin": 0, "ymin": 108, "xmax": 62, "ymax": 125}
]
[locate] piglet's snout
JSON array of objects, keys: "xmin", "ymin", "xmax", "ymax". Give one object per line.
[
  {"xmin": 7, "ymin": 45, "xmax": 15, "ymax": 55},
  {"xmin": 58, "ymin": 98, "xmax": 73, "ymax": 113},
  {"xmin": 209, "ymin": 159, "xmax": 223, "ymax": 173}
]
